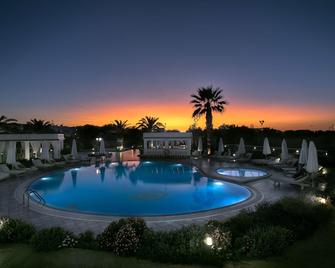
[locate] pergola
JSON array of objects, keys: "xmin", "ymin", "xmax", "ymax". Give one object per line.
[
  {"xmin": 0, "ymin": 134, "xmax": 65, "ymax": 164},
  {"xmin": 143, "ymin": 132, "xmax": 193, "ymax": 157}
]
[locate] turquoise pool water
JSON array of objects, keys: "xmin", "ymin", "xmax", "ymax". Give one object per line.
[{"xmin": 28, "ymin": 161, "xmax": 252, "ymax": 216}]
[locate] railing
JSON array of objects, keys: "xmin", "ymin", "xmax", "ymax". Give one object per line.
[{"xmin": 23, "ymin": 190, "xmax": 46, "ymax": 207}]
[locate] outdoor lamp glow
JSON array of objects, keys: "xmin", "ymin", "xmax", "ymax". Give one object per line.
[{"xmin": 204, "ymin": 235, "xmax": 213, "ymax": 247}]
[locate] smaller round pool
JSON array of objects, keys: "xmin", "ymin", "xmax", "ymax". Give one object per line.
[{"xmin": 217, "ymin": 168, "xmax": 268, "ymax": 178}]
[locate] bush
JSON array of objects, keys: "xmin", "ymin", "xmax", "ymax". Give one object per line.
[
  {"xmin": 60, "ymin": 234, "xmax": 78, "ymax": 248},
  {"xmin": 76, "ymin": 231, "xmax": 98, "ymax": 249},
  {"xmin": 148, "ymin": 225, "xmax": 207, "ymax": 264},
  {"xmin": 222, "ymin": 210, "xmax": 257, "ymax": 240},
  {"xmin": 147, "ymin": 224, "xmax": 231, "ymax": 266},
  {"xmin": 235, "ymin": 225, "xmax": 294, "ymax": 258},
  {"xmin": 30, "ymin": 227, "xmax": 68, "ymax": 251},
  {"xmin": 254, "ymin": 198, "xmax": 332, "ymax": 239},
  {"xmin": 97, "ymin": 218, "xmax": 151, "ymax": 256},
  {"xmin": 0, "ymin": 217, "xmax": 36, "ymax": 243},
  {"xmin": 114, "ymin": 224, "xmax": 140, "ymax": 256},
  {"xmin": 223, "ymin": 198, "xmax": 332, "ymax": 243}
]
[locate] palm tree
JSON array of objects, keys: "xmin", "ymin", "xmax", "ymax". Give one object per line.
[
  {"xmin": 0, "ymin": 115, "xmax": 18, "ymax": 133},
  {"xmin": 26, "ymin": 118, "xmax": 52, "ymax": 133},
  {"xmin": 136, "ymin": 116, "xmax": 164, "ymax": 132},
  {"xmin": 190, "ymin": 86, "xmax": 227, "ymax": 154},
  {"xmin": 112, "ymin": 120, "xmax": 129, "ymax": 131}
]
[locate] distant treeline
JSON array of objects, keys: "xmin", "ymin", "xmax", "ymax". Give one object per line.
[{"xmin": 68, "ymin": 124, "xmax": 335, "ymax": 151}]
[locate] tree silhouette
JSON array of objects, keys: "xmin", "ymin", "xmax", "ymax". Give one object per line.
[
  {"xmin": 190, "ymin": 86, "xmax": 227, "ymax": 154},
  {"xmin": 136, "ymin": 116, "xmax": 164, "ymax": 132},
  {"xmin": 25, "ymin": 118, "xmax": 52, "ymax": 133},
  {"xmin": 0, "ymin": 115, "xmax": 18, "ymax": 133}
]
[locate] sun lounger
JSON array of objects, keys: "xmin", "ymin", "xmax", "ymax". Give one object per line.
[
  {"xmin": 63, "ymin": 155, "xmax": 81, "ymax": 163},
  {"xmin": 0, "ymin": 171, "xmax": 10, "ymax": 181},
  {"xmin": 0, "ymin": 164, "xmax": 26, "ymax": 176},
  {"xmin": 270, "ymin": 158, "xmax": 298, "ymax": 169},
  {"xmin": 47, "ymin": 159, "xmax": 66, "ymax": 167},
  {"xmin": 251, "ymin": 159, "xmax": 273, "ymax": 165},
  {"xmin": 32, "ymin": 159, "xmax": 54, "ymax": 169},
  {"xmin": 13, "ymin": 162, "xmax": 38, "ymax": 172},
  {"xmin": 236, "ymin": 153, "xmax": 252, "ymax": 162},
  {"xmin": 271, "ymin": 174, "xmax": 310, "ymax": 190}
]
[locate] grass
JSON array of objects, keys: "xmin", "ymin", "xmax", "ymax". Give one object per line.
[
  {"xmin": 0, "ymin": 210, "xmax": 335, "ymax": 268},
  {"xmin": 0, "ymin": 244, "xmax": 210, "ymax": 268}
]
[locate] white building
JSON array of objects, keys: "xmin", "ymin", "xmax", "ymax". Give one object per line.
[
  {"xmin": 143, "ymin": 132, "xmax": 193, "ymax": 157},
  {"xmin": 0, "ymin": 133, "xmax": 65, "ymax": 164}
]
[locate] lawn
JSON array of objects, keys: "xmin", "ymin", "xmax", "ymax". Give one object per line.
[{"xmin": 1, "ymin": 211, "xmax": 334, "ymax": 268}]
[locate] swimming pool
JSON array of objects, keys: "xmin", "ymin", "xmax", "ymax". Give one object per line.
[
  {"xmin": 217, "ymin": 167, "xmax": 268, "ymax": 178},
  {"xmin": 28, "ymin": 161, "xmax": 252, "ymax": 216}
]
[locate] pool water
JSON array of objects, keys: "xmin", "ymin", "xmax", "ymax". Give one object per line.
[
  {"xmin": 28, "ymin": 161, "xmax": 252, "ymax": 216},
  {"xmin": 217, "ymin": 168, "xmax": 268, "ymax": 178}
]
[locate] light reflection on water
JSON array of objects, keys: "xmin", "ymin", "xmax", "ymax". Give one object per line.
[{"xmin": 29, "ymin": 160, "xmax": 251, "ymax": 216}]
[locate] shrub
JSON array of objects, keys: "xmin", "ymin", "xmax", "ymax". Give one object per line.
[
  {"xmin": 114, "ymin": 224, "xmax": 140, "ymax": 256},
  {"xmin": 97, "ymin": 218, "xmax": 151, "ymax": 255},
  {"xmin": 148, "ymin": 224, "xmax": 231, "ymax": 266},
  {"xmin": 222, "ymin": 211, "xmax": 256, "ymax": 240},
  {"xmin": 76, "ymin": 231, "xmax": 98, "ymax": 249},
  {"xmin": 223, "ymin": 198, "xmax": 332, "ymax": 243},
  {"xmin": 60, "ymin": 234, "xmax": 78, "ymax": 248},
  {"xmin": 235, "ymin": 225, "xmax": 294, "ymax": 258},
  {"xmin": 254, "ymin": 198, "xmax": 332, "ymax": 239},
  {"xmin": 148, "ymin": 225, "xmax": 206, "ymax": 264},
  {"xmin": 30, "ymin": 227, "xmax": 67, "ymax": 251},
  {"xmin": 0, "ymin": 217, "xmax": 36, "ymax": 243}
]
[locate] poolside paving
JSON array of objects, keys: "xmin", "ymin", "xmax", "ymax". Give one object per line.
[{"xmin": 0, "ymin": 158, "xmax": 301, "ymax": 234}]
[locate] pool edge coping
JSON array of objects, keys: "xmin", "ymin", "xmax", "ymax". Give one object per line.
[{"xmin": 14, "ymin": 164, "xmax": 264, "ymax": 223}]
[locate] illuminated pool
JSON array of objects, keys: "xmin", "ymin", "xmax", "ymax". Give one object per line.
[
  {"xmin": 217, "ymin": 167, "xmax": 268, "ymax": 178},
  {"xmin": 28, "ymin": 161, "xmax": 252, "ymax": 216}
]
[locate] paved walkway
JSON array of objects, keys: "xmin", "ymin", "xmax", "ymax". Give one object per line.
[{"xmin": 0, "ymin": 158, "xmax": 301, "ymax": 234}]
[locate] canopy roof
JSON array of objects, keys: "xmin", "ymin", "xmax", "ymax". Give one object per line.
[
  {"xmin": 143, "ymin": 132, "xmax": 192, "ymax": 139},
  {"xmin": 0, "ymin": 133, "xmax": 64, "ymax": 141}
]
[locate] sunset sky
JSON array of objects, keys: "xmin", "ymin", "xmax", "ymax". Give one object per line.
[{"xmin": 1, "ymin": 0, "xmax": 335, "ymax": 131}]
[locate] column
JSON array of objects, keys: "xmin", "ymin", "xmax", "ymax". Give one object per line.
[{"xmin": 24, "ymin": 141, "xmax": 30, "ymax": 160}]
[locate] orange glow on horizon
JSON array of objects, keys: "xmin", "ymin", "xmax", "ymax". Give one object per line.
[{"xmin": 26, "ymin": 99, "xmax": 335, "ymax": 131}]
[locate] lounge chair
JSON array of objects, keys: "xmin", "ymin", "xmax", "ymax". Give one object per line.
[
  {"xmin": 269, "ymin": 158, "xmax": 298, "ymax": 169},
  {"xmin": 251, "ymin": 158, "xmax": 273, "ymax": 165},
  {"xmin": 12, "ymin": 162, "xmax": 38, "ymax": 172},
  {"xmin": 0, "ymin": 171, "xmax": 10, "ymax": 181},
  {"xmin": 236, "ymin": 153, "xmax": 252, "ymax": 163},
  {"xmin": 272, "ymin": 174, "xmax": 310, "ymax": 190},
  {"xmin": 63, "ymin": 155, "xmax": 81, "ymax": 163},
  {"xmin": 79, "ymin": 154, "xmax": 90, "ymax": 164},
  {"xmin": 0, "ymin": 164, "xmax": 26, "ymax": 176},
  {"xmin": 47, "ymin": 159, "xmax": 66, "ymax": 167},
  {"xmin": 32, "ymin": 159, "xmax": 54, "ymax": 169}
]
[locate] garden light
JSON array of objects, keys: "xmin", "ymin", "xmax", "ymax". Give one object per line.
[
  {"xmin": 311, "ymin": 195, "xmax": 328, "ymax": 204},
  {"xmin": 0, "ymin": 218, "xmax": 6, "ymax": 230},
  {"xmin": 204, "ymin": 235, "xmax": 213, "ymax": 247}
]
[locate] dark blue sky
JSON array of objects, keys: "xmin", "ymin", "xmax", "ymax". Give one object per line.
[{"xmin": 1, "ymin": 0, "xmax": 334, "ymax": 129}]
